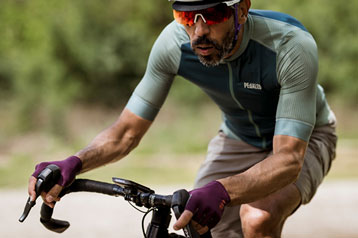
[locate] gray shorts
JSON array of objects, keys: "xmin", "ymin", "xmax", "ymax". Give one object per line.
[{"xmin": 194, "ymin": 124, "xmax": 337, "ymax": 237}]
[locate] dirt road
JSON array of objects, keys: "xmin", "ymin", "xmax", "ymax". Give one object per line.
[{"xmin": 1, "ymin": 180, "xmax": 357, "ymax": 238}]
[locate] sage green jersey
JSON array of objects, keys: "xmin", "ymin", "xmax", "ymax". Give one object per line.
[{"xmin": 126, "ymin": 10, "xmax": 335, "ymax": 149}]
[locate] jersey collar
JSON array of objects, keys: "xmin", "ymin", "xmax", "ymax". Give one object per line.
[{"xmin": 224, "ymin": 14, "xmax": 252, "ymax": 62}]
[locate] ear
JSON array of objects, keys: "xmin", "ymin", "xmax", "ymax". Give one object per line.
[{"xmin": 237, "ymin": 1, "xmax": 249, "ymax": 24}]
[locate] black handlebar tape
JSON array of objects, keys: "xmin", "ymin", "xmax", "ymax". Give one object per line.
[
  {"xmin": 59, "ymin": 179, "xmax": 125, "ymax": 197},
  {"xmin": 40, "ymin": 203, "xmax": 70, "ymax": 233},
  {"xmin": 39, "ymin": 179, "xmax": 125, "ymax": 233}
]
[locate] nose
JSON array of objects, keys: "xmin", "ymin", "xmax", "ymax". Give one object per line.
[{"xmin": 194, "ymin": 17, "xmax": 210, "ymax": 37}]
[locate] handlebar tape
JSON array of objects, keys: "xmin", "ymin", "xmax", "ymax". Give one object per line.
[
  {"xmin": 40, "ymin": 203, "xmax": 70, "ymax": 233},
  {"xmin": 59, "ymin": 179, "xmax": 124, "ymax": 197},
  {"xmin": 40, "ymin": 179, "xmax": 124, "ymax": 233}
]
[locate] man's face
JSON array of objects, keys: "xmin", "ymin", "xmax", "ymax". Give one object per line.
[{"xmin": 184, "ymin": 13, "xmax": 235, "ymax": 67}]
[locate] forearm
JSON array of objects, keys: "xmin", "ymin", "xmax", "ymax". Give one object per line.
[
  {"xmin": 218, "ymin": 153, "xmax": 300, "ymax": 204},
  {"xmin": 75, "ymin": 109, "xmax": 152, "ymax": 173},
  {"xmin": 219, "ymin": 135, "xmax": 307, "ymax": 205},
  {"xmin": 75, "ymin": 130, "xmax": 136, "ymax": 173}
]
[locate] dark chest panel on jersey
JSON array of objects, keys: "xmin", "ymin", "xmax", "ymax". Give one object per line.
[{"xmin": 178, "ymin": 41, "xmax": 280, "ymax": 117}]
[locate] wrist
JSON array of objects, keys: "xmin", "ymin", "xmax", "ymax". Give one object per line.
[
  {"xmin": 212, "ymin": 180, "xmax": 231, "ymax": 204},
  {"xmin": 64, "ymin": 156, "xmax": 82, "ymax": 174},
  {"xmin": 56, "ymin": 156, "xmax": 82, "ymax": 187},
  {"xmin": 217, "ymin": 178, "xmax": 232, "ymax": 203}
]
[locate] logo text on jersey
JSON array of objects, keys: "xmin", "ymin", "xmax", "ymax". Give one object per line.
[{"xmin": 244, "ymin": 82, "xmax": 262, "ymax": 90}]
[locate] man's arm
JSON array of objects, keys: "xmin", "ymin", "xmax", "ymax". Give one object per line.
[
  {"xmin": 174, "ymin": 135, "xmax": 307, "ymax": 233},
  {"xmin": 28, "ymin": 108, "xmax": 152, "ymax": 206},
  {"xmin": 29, "ymin": 22, "xmax": 180, "ymax": 207},
  {"xmin": 76, "ymin": 108, "xmax": 152, "ymax": 173},
  {"xmin": 218, "ymin": 134, "xmax": 307, "ymax": 205}
]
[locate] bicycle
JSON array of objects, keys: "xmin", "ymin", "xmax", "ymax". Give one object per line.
[{"xmin": 19, "ymin": 165, "xmax": 212, "ymax": 238}]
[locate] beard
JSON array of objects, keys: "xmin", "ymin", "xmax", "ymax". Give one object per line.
[{"xmin": 191, "ymin": 27, "xmax": 236, "ymax": 67}]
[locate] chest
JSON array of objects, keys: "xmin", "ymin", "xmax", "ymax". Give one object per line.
[{"xmin": 178, "ymin": 41, "xmax": 281, "ymax": 115}]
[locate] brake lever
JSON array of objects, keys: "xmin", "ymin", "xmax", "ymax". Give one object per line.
[
  {"xmin": 172, "ymin": 189, "xmax": 200, "ymax": 238},
  {"xmin": 19, "ymin": 164, "xmax": 61, "ymax": 222},
  {"xmin": 19, "ymin": 198, "xmax": 36, "ymax": 222}
]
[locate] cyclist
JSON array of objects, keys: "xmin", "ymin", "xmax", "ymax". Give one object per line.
[{"xmin": 28, "ymin": 0, "xmax": 337, "ymax": 237}]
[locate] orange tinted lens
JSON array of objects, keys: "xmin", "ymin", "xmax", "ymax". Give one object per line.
[
  {"xmin": 173, "ymin": 5, "xmax": 232, "ymax": 26},
  {"xmin": 173, "ymin": 10, "xmax": 195, "ymax": 26}
]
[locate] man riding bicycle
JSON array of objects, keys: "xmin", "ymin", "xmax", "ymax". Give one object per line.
[{"xmin": 28, "ymin": 0, "xmax": 337, "ymax": 237}]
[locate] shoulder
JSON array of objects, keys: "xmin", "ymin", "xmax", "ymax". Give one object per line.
[
  {"xmin": 248, "ymin": 10, "xmax": 318, "ymax": 85},
  {"xmin": 148, "ymin": 21, "xmax": 190, "ymax": 75},
  {"xmin": 152, "ymin": 21, "xmax": 189, "ymax": 57},
  {"xmin": 248, "ymin": 10, "xmax": 317, "ymax": 56},
  {"xmin": 249, "ymin": 10, "xmax": 308, "ymax": 32}
]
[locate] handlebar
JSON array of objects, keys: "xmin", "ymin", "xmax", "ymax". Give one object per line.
[
  {"xmin": 19, "ymin": 165, "xmax": 208, "ymax": 238},
  {"xmin": 40, "ymin": 178, "xmax": 175, "ymax": 233},
  {"xmin": 39, "ymin": 179, "xmax": 124, "ymax": 233}
]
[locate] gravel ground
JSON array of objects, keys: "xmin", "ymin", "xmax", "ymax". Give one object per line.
[{"xmin": 1, "ymin": 180, "xmax": 357, "ymax": 238}]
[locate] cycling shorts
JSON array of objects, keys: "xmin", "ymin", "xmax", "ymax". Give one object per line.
[{"xmin": 194, "ymin": 123, "xmax": 337, "ymax": 237}]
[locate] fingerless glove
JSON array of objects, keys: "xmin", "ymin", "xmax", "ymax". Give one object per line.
[
  {"xmin": 32, "ymin": 156, "xmax": 82, "ymax": 187},
  {"xmin": 186, "ymin": 181, "xmax": 230, "ymax": 228}
]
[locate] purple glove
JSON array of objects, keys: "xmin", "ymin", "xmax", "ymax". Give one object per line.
[
  {"xmin": 186, "ymin": 181, "xmax": 230, "ymax": 229},
  {"xmin": 32, "ymin": 156, "xmax": 82, "ymax": 187}
]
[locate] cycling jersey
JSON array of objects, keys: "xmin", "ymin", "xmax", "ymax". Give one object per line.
[{"xmin": 126, "ymin": 10, "xmax": 335, "ymax": 149}]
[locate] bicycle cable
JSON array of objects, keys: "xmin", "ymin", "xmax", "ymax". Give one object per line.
[
  {"xmin": 126, "ymin": 201, "xmax": 154, "ymax": 238},
  {"xmin": 142, "ymin": 208, "xmax": 155, "ymax": 238},
  {"xmin": 127, "ymin": 201, "xmax": 148, "ymax": 213}
]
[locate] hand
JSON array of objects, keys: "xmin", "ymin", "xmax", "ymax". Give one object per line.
[
  {"xmin": 28, "ymin": 176, "xmax": 62, "ymax": 208},
  {"xmin": 28, "ymin": 156, "xmax": 82, "ymax": 207},
  {"xmin": 173, "ymin": 181, "xmax": 230, "ymax": 233},
  {"xmin": 174, "ymin": 210, "xmax": 210, "ymax": 235}
]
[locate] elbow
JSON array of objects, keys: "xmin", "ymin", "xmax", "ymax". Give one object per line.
[
  {"xmin": 116, "ymin": 131, "xmax": 141, "ymax": 157},
  {"xmin": 273, "ymin": 135, "xmax": 308, "ymax": 184},
  {"xmin": 289, "ymin": 153, "xmax": 304, "ymax": 181},
  {"xmin": 124, "ymin": 134, "xmax": 141, "ymax": 155}
]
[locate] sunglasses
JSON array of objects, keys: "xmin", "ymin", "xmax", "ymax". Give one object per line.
[{"xmin": 173, "ymin": 4, "xmax": 233, "ymax": 26}]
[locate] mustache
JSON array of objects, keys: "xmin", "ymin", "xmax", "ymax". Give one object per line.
[{"xmin": 192, "ymin": 36, "xmax": 221, "ymax": 50}]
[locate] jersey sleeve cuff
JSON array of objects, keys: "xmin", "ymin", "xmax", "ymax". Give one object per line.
[
  {"xmin": 274, "ymin": 118, "xmax": 314, "ymax": 142},
  {"xmin": 125, "ymin": 94, "xmax": 159, "ymax": 121}
]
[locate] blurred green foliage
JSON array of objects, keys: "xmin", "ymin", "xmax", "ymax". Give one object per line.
[
  {"xmin": 252, "ymin": 0, "xmax": 358, "ymax": 104},
  {"xmin": 0, "ymin": 0, "xmax": 173, "ymax": 134},
  {"xmin": 0, "ymin": 0, "xmax": 357, "ymax": 135}
]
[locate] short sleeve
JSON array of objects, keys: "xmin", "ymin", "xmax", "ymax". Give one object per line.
[
  {"xmin": 125, "ymin": 22, "xmax": 185, "ymax": 121},
  {"xmin": 275, "ymin": 30, "xmax": 319, "ymax": 141}
]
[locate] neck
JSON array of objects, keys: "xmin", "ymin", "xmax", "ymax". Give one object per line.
[{"xmin": 225, "ymin": 24, "xmax": 244, "ymax": 59}]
